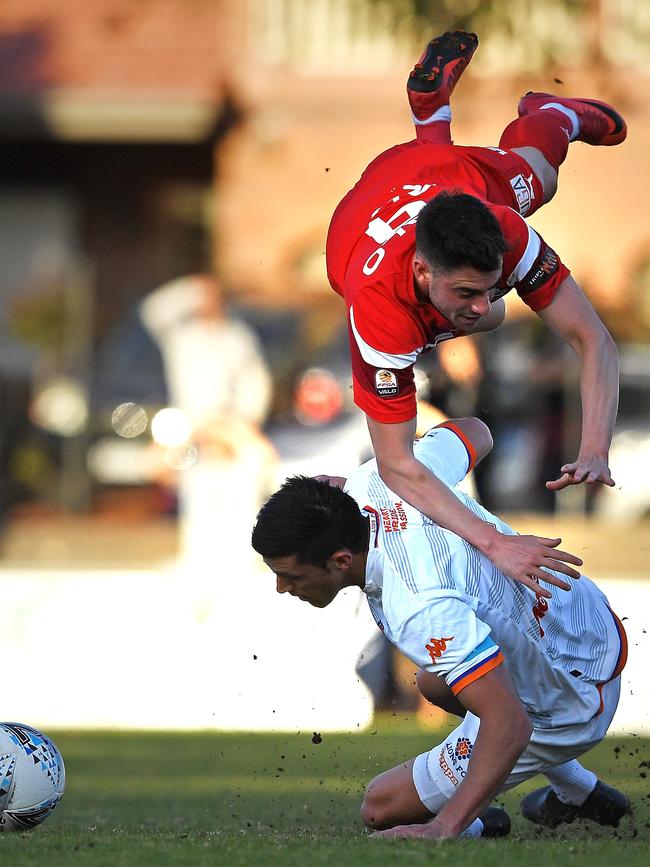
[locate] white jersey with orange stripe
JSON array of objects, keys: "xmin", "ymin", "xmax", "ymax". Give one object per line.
[{"xmin": 344, "ymin": 425, "xmax": 626, "ymax": 728}]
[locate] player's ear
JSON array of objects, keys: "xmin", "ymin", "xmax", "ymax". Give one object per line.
[
  {"xmin": 329, "ymin": 550, "xmax": 354, "ymax": 571},
  {"xmin": 412, "ymin": 255, "xmax": 433, "ymax": 288}
]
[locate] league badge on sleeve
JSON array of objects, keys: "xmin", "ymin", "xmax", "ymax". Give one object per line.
[{"xmin": 375, "ymin": 369, "xmax": 399, "ymax": 397}]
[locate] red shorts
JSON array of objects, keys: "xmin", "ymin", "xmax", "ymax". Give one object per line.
[{"xmin": 333, "ymin": 139, "xmax": 545, "ymax": 229}]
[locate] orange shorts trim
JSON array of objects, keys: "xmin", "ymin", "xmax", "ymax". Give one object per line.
[
  {"xmin": 595, "ymin": 607, "xmax": 628, "ymax": 715},
  {"xmin": 607, "ymin": 607, "xmax": 628, "ymax": 681},
  {"xmin": 437, "ymin": 421, "xmax": 478, "ymax": 474}
]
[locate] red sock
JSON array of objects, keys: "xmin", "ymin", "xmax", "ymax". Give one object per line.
[{"xmin": 499, "ymin": 111, "xmax": 571, "ymax": 171}]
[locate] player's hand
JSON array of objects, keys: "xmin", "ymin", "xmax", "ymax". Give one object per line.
[
  {"xmin": 546, "ymin": 455, "xmax": 615, "ymax": 491},
  {"xmin": 370, "ymin": 820, "xmax": 452, "ymax": 840},
  {"xmin": 485, "ymin": 534, "xmax": 582, "ymax": 598},
  {"xmin": 312, "ymin": 474, "xmax": 347, "ymax": 489}
]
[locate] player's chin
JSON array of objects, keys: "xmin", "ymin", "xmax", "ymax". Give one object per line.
[{"xmin": 307, "ymin": 597, "xmax": 331, "ymax": 609}]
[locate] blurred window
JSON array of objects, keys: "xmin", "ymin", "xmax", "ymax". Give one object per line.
[
  {"xmin": 246, "ymin": 0, "xmax": 411, "ymax": 73},
  {"xmin": 248, "ymin": 0, "xmax": 650, "ymax": 75},
  {"xmin": 601, "ymin": 0, "xmax": 650, "ymax": 67}
]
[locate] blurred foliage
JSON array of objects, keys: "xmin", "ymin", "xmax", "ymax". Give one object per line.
[
  {"xmin": 10, "ymin": 441, "xmax": 58, "ymax": 495},
  {"xmin": 369, "ymin": 0, "xmax": 597, "ymax": 68},
  {"xmin": 371, "ymin": 0, "xmax": 589, "ymax": 32},
  {"xmin": 8, "ymin": 289, "xmax": 66, "ymax": 351}
]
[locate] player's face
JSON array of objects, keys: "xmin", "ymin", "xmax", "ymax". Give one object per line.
[
  {"xmin": 415, "ymin": 261, "xmax": 503, "ymax": 329},
  {"xmin": 264, "ymin": 554, "xmax": 344, "ymax": 608}
]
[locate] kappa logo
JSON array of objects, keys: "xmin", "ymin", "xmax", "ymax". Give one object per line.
[
  {"xmin": 375, "ymin": 368, "xmax": 399, "ymax": 397},
  {"xmin": 425, "ymin": 636, "xmax": 454, "ymax": 664},
  {"xmin": 454, "ymin": 737, "xmax": 473, "ymax": 762},
  {"xmin": 438, "ymin": 747, "xmax": 459, "ymax": 786},
  {"xmin": 510, "ymin": 172, "xmax": 535, "ymax": 216},
  {"xmin": 532, "ymin": 591, "xmax": 549, "ymax": 637}
]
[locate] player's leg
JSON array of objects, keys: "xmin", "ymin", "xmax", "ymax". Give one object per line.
[
  {"xmin": 360, "ymin": 670, "xmax": 478, "ymax": 833},
  {"xmin": 361, "ymin": 756, "xmax": 433, "ymax": 830},
  {"xmin": 498, "ymin": 93, "xmax": 627, "ymax": 205},
  {"xmin": 407, "ymin": 31, "xmax": 478, "ymax": 145},
  {"xmin": 328, "ymin": 30, "xmax": 479, "ymax": 276},
  {"xmin": 361, "ymin": 711, "xmax": 509, "ymax": 837},
  {"xmin": 520, "ymin": 677, "xmax": 630, "ymax": 828},
  {"xmin": 522, "ymin": 759, "xmax": 629, "ymax": 827},
  {"xmin": 543, "ymin": 758, "xmax": 598, "ymax": 805}
]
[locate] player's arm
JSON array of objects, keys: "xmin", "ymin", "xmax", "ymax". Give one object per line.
[
  {"xmin": 373, "ymin": 665, "xmax": 532, "ymax": 840},
  {"xmin": 367, "ymin": 413, "xmax": 581, "ymax": 594},
  {"xmin": 432, "ymin": 666, "xmax": 532, "ymax": 837},
  {"xmin": 536, "ymin": 274, "xmax": 619, "ymax": 490},
  {"xmin": 313, "ymin": 417, "xmax": 490, "ymax": 490}
]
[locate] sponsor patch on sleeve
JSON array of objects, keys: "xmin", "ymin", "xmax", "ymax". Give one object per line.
[
  {"xmin": 375, "ymin": 368, "xmax": 399, "ymax": 397},
  {"xmin": 518, "ymin": 243, "xmax": 560, "ymax": 296}
]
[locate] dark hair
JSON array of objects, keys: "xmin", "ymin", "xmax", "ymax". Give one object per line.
[
  {"xmin": 252, "ymin": 476, "xmax": 368, "ymax": 567},
  {"xmin": 415, "ymin": 190, "xmax": 507, "ymax": 273}
]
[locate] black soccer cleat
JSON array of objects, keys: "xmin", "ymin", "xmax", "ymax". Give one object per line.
[
  {"xmin": 479, "ymin": 805, "xmax": 511, "ymax": 838},
  {"xmin": 407, "ymin": 30, "xmax": 479, "ymax": 121},
  {"xmin": 521, "ymin": 780, "xmax": 631, "ymax": 828}
]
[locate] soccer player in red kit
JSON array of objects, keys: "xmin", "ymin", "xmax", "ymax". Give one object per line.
[{"xmin": 326, "ymin": 31, "xmax": 625, "ymax": 594}]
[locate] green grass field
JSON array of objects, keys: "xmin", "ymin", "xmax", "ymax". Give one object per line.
[{"xmin": 1, "ymin": 717, "xmax": 648, "ymax": 866}]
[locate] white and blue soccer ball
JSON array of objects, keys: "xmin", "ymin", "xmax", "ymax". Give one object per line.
[{"xmin": 0, "ymin": 722, "xmax": 65, "ymax": 832}]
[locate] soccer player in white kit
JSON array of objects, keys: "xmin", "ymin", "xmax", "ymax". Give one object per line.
[{"xmin": 252, "ymin": 417, "xmax": 630, "ymax": 839}]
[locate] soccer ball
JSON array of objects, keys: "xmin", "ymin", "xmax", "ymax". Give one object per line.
[{"xmin": 0, "ymin": 722, "xmax": 65, "ymax": 832}]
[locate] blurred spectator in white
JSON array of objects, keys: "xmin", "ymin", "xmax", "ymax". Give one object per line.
[
  {"xmin": 140, "ymin": 274, "xmax": 271, "ymax": 435},
  {"xmin": 140, "ymin": 274, "xmax": 275, "ymax": 583}
]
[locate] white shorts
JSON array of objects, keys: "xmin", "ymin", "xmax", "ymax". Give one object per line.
[{"xmin": 412, "ymin": 676, "xmax": 621, "ymax": 814}]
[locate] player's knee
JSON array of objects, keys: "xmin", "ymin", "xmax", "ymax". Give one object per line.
[
  {"xmin": 440, "ymin": 417, "xmax": 493, "ymax": 464},
  {"xmin": 360, "ymin": 777, "xmax": 393, "ymax": 830},
  {"xmin": 539, "ymin": 167, "xmax": 558, "ymax": 202}
]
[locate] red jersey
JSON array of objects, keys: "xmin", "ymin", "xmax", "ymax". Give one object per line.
[{"xmin": 327, "ymin": 140, "xmax": 570, "ymax": 423}]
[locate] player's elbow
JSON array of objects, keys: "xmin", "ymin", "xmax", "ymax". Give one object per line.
[
  {"xmin": 566, "ymin": 310, "xmax": 618, "ymax": 362},
  {"xmin": 598, "ymin": 326, "xmax": 619, "ymax": 363},
  {"xmin": 375, "ymin": 451, "xmax": 422, "ymax": 487}
]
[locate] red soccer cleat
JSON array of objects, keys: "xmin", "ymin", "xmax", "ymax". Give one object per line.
[
  {"xmin": 518, "ymin": 91, "xmax": 627, "ymax": 146},
  {"xmin": 407, "ymin": 30, "xmax": 479, "ymax": 122}
]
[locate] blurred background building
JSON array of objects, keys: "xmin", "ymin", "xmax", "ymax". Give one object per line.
[
  {"xmin": 0, "ymin": 0, "xmax": 649, "ymax": 557},
  {"xmin": 0, "ymin": 0, "xmax": 648, "ymax": 732}
]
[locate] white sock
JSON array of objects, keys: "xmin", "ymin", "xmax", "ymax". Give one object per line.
[
  {"xmin": 545, "ymin": 760, "xmax": 598, "ymax": 806},
  {"xmin": 540, "ymin": 102, "xmax": 580, "ymax": 141},
  {"xmin": 412, "ymin": 104, "xmax": 452, "ymax": 126},
  {"xmin": 458, "ymin": 817, "xmax": 484, "ymax": 839}
]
